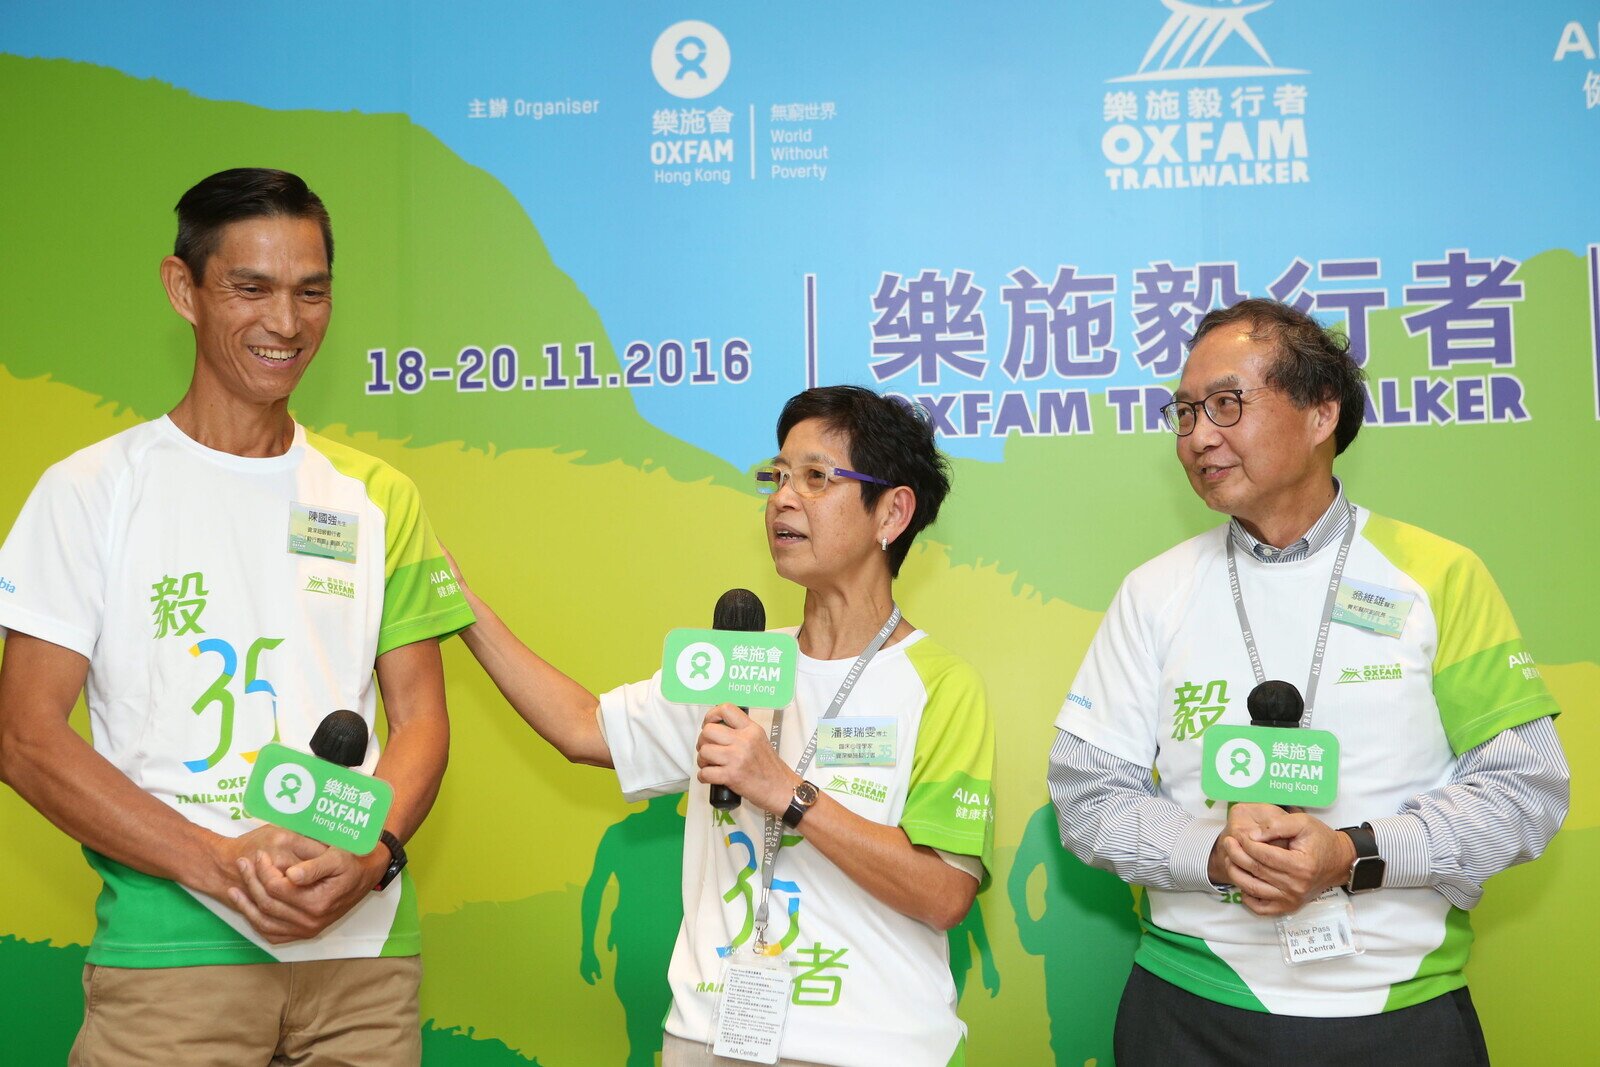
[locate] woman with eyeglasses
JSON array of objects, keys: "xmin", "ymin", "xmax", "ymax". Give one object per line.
[{"xmin": 450, "ymin": 385, "xmax": 994, "ymax": 1067}]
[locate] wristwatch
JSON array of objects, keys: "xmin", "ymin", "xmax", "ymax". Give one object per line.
[
  {"xmin": 374, "ymin": 829, "xmax": 407, "ymax": 892},
  {"xmin": 782, "ymin": 780, "xmax": 820, "ymax": 828},
  {"xmin": 1338, "ymin": 822, "xmax": 1384, "ymax": 894}
]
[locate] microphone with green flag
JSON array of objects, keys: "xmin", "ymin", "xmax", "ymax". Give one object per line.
[
  {"xmin": 1201, "ymin": 680, "xmax": 1340, "ymax": 808},
  {"xmin": 661, "ymin": 588, "xmax": 799, "ymax": 811},
  {"xmin": 242, "ymin": 710, "xmax": 393, "ymax": 855}
]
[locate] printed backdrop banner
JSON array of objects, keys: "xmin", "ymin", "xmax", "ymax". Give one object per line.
[{"xmin": 2, "ymin": 3, "xmax": 1597, "ymax": 1064}]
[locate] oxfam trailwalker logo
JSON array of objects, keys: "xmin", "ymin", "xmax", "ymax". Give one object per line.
[
  {"xmin": 1336, "ymin": 663, "xmax": 1403, "ymax": 684},
  {"xmin": 1100, "ymin": 1, "xmax": 1310, "ymax": 191},
  {"xmin": 661, "ymin": 628, "xmax": 798, "ymax": 708},
  {"xmin": 824, "ymin": 774, "xmax": 889, "ymax": 805},
  {"xmin": 1114, "ymin": 0, "xmax": 1304, "ymax": 82},
  {"xmin": 652, "ymin": 21, "xmax": 731, "ymax": 99}
]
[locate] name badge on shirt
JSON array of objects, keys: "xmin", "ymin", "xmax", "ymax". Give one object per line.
[
  {"xmin": 1331, "ymin": 578, "xmax": 1415, "ymax": 638},
  {"xmin": 288, "ymin": 503, "xmax": 359, "ymax": 564},
  {"xmin": 816, "ymin": 718, "xmax": 897, "ymax": 767},
  {"xmin": 1277, "ymin": 889, "xmax": 1363, "ymax": 966},
  {"xmin": 710, "ymin": 949, "xmax": 792, "ymax": 1063}
]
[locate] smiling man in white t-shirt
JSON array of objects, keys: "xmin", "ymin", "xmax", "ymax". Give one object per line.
[{"xmin": 0, "ymin": 168, "xmax": 473, "ymax": 1064}]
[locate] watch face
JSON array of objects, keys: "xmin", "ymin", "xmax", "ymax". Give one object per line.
[
  {"xmin": 794, "ymin": 781, "xmax": 819, "ymax": 806},
  {"xmin": 1349, "ymin": 856, "xmax": 1385, "ymax": 892}
]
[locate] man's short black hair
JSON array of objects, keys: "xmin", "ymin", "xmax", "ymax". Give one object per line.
[
  {"xmin": 1189, "ymin": 298, "xmax": 1368, "ymax": 455},
  {"xmin": 174, "ymin": 168, "xmax": 333, "ymax": 283},
  {"xmin": 775, "ymin": 386, "xmax": 952, "ymax": 578}
]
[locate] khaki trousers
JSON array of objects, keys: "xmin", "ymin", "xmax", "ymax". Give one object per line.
[{"xmin": 68, "ymin": 956, "xmax": 422, "ymax": 1066}]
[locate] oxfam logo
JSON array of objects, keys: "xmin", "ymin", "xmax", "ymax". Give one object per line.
[
  {"xmin": 1214, "ymin": 737, "xmax": 1265, "ymax": 788},
  {"xmin": 262, "ymin": 762, "xmax": 315, "ymax": 815},
  {"xmin": 651, "ymin": 21, "xmax": 731, "ymax": 99},
  {"xmin": 674, "ymin": 641, "xmax": 726, "ymax": 692}
]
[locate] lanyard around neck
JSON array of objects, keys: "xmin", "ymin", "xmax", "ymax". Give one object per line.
[
  {"xmin": 1224, "ymin": 506, "xmax": 1356, "ymax": 728},
  {"xmin": 751, "ymin": 605, "xmax": 901, "ymax": 952}
]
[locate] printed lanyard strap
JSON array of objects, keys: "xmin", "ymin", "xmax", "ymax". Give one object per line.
[
  {"xmin": 1225, "ymin": 506, "xmax": 1356, "ymax": 728},
  {"xmin": 752, "ymin": 605, "xmax": 901, "ymax": 950}
]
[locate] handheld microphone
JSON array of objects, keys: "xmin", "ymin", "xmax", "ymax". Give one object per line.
[
  {"xmin": 1201, "ymin": 679, "xmax": 1340, "ymax": 809},
  {"xmin": 1247, "ymin": 680, "xmax": 1304, "ymax": 729},
  {"xmin": 309, "ymin": 709, "xmax": 369, "ymax": 767},
  {"xmin": 243, "ymin": 710, "xmax": 393, "ymax": 853},
  {"xmin": 710, "ymin": 588, "xmax": 766, "ymax": 812},
  {"xmin": 1246, "ymin": 681, "xmax": 1305, "ymax": 812}
]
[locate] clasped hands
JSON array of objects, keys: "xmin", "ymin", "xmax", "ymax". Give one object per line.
[
  {"xmin": 1208, "ymin": 802, "xmax": 1358, "ymax": 916},
  {"xmin": 208, "ymin": 825, "xmax": 388, "ymax": 944},
  {"xmin": 695, "ymin": 704, "xmax": 801, "ymax": 816}
]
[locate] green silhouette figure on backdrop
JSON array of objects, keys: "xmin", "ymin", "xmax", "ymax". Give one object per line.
[
  {"xmin": 947, "ymin": 893, "xmax": 1001, "ymax": 1002},
  {"xmin": 580, "ymin": 794, "xmax": 686, "ymax": 1067},
  {"xmin": 1008, "ymin": 802, "xmax": 1142, "ymax": 1066}
]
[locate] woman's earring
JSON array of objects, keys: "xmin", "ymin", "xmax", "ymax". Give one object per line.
[{"xmin": 880, "ymin": 537, "xmax": 888, "ymax": 551}]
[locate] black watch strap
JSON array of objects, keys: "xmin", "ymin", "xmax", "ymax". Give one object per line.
[
  {"xmin": 374, "ymin": 829, "xmax": 407, "ymax": 892},
  {"xmin": 782, "ymin": 781, "xmax": 819, "ymax": 828},
  {"xmin": 1339, "ymin": 823, "xmax": 1384, "ymax": 894}
]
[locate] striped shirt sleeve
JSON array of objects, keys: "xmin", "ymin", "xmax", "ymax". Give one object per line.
[
  {"xmin": 1050, "ymin": 717, "xmax": 1568, "ymax": 907},
  {"xmin": 1369, "ymin": 715, "xmax": 1568, "ymax": 908},
  {"xmin": 1047, "ymin": 729, "xmax": 1222, "ymax": 892}
]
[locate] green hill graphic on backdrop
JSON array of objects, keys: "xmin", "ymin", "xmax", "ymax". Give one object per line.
[{"xmin": 0, "ymin": 55, "xmax": 736, "ymax": 487}]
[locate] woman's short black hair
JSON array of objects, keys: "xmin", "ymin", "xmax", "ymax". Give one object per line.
[
  {"xmin": 174, "ymin": 168, "xmax": 333, "ymax": 283},
  {"xmin": 1190, "ymin": 298, "xmax": 1367, "ymax": 455},
  {"xmin": 776, "ymin": 385, "xmax": 952, "ymax": 578}
]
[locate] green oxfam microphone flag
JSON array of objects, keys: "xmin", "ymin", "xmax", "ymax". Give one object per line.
[
  {"xmin": 673, "ymin": 587, "xmax": 799, "ymax": 812},
  {"xmin": 660, "ymin": 627, "xmax": 798, "ymax": 709},
  {"xmin": 1201, "ymin": 680, "xmax": 1341, "ymax": 808},
  {"xmin": 661, "ymin": 589, "xmax": 798, "ymax": 710},
  {"xmin": 243, "ymin": 710, "xmax": 393, "ymax": 855}
]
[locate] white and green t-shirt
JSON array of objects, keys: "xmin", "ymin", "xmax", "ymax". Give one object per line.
[
  {"xmin": 0, "ymin": 417, "xmax": 474, "ymax": 966},
  {"xmin": 1056, "ymin": 507, "xmax": 1559, "ymax": 1016},
  {"xmin": 600, "ymin": 630, "xmax": 995, "ymax": 1067}
]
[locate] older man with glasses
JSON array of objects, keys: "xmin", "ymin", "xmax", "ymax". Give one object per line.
[{"xmin": 1047, "ymin": 298, "xmax": 1568, "ymax": 1065}]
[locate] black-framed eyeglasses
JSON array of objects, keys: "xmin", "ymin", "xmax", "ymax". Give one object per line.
[
  {"xmin": 754, "ymin": 463, "xmax": 892, "ymax": 498},
  {"xmin": 1159, "ymin": 387, "xmax": 1273, "ymax": 436}
]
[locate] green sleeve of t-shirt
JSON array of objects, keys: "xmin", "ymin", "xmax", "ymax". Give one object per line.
[
  {"xmin": 900, "ymin": 640, "xmax": 995, "ymax": 879},
  {"xmin": 309, "ymin": 433, "xmax": 476, "ymax": 656},
  {"xmin": 1364, "ymin": 514, "xmax": 1559, "ymax": 755},
  {"xmin": 373, "ymin": 479, "xmax": 475, "ymax": 656}
]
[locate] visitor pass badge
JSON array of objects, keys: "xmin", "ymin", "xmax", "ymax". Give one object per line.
[
  {"xmin": 1277, "ymin": 890, "xmax": 1362, "ymax": 966},
  {"xmin": 709, "ymin": 949, "xmax": 791, "ymax": 1063}
]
